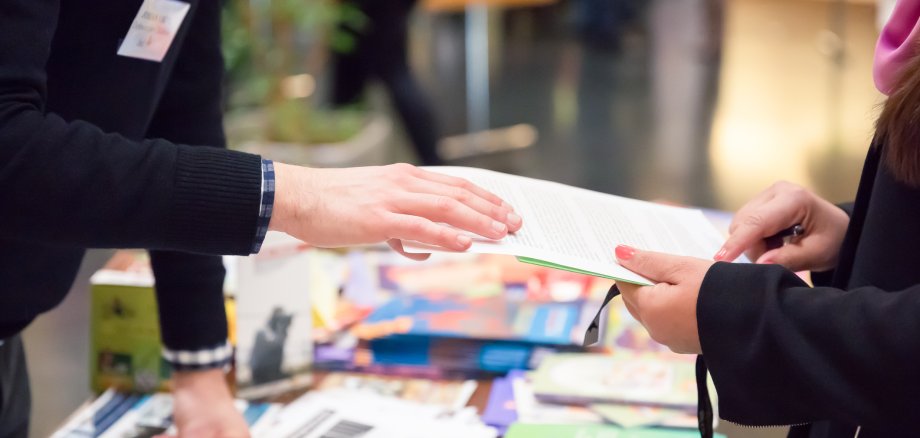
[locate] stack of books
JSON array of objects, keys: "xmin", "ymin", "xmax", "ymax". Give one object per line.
[
  {"xmin": 53, "ymin": 384, "xmax": 495, "ymax": 438},
  {"xmin": 52, "ymin": 389, "xmax": 281, "ymax": 437},
  {"xmin": 312, "ymin": 251, "xmax": 611, "ymax": 377},
  {"xmin": 479, "ymin": 351, "xmax": 721, "ymax": 437}
]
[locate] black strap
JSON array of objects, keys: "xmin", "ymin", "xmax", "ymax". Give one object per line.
[
  {"xmin": 582, "ymin": 284, "xmax": 620, "ymax": 346},
  {"xmin": 582, "ymin": 286, "xmax": 714, "ymax": 438},
  {"xmin": 696, "ymin": 355, "xmax": 714, "ymax": 438}
]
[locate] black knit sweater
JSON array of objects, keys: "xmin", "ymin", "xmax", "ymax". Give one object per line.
[{"xmin": 0, "ymin": 0, "xmax": 261, "ymax": 351}]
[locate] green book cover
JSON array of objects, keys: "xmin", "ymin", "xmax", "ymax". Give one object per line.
[
  {"xmin": 516, "ymin": 257, "xmax": 621, "ymax": 282},
  {"xmin": 90, "ymin": 273, "xmax": 170, "ymax": 393},
  {"xmin": 505, "ymin": 423, "xmax": 724, "ymax": 438}
]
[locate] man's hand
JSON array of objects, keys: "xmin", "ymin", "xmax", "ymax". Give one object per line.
[
  {"xmin": 270, "ymin": 163, "xmax": 522, "ymax": 259},
  {"xmin": 158, "ymin": 369, "xmax": 249, "ymax": 438},
  {"xmin": 614, "ymin": 245, "xmax": 713, "ymax": 355},
  {"xmin": 714, "ymin": 181, "xmax": 849, "ymax": 272}
]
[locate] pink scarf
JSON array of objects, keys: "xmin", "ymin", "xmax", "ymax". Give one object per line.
[{"xmin": 875, "ymin": 0, "xmax": 920, "ymax": 95}]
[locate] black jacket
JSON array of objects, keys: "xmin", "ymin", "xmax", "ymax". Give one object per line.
[
  {"xmin": 0, "ymin": 0, "xmax": 262, "ymax": 351},
  {"xmin": 699, "ymin": 142, "xmax": 920, "ymax": 436}
]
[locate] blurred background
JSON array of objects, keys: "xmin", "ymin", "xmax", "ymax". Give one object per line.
[{"xmin": 28, "ymin": 0, "xmax": 889, "ymax": 436}]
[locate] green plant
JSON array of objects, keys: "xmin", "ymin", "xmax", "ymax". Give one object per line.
[{"xmin": 222, "ymin": 0, "xmax": 366, "ymax": 144}]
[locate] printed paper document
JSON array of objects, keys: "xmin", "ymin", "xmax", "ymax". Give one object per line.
[{"xmin": 405, "ymin": 167, "xmax": 727, "ymax": 285}]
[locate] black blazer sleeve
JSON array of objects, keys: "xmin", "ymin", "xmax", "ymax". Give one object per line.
[
  {"xmin": 697, "ymin": 262, "xmax": 920, "ymax": 429},
  {"xmin": 0, "ymin": 0, "xmax": 260, "ymax": 255},
  {"xmin": 810, "ymin": 201, "xmax": 855, "ymax": 288},
  {"xmin": 145, "ymin": 0, "xmax": 231, "ymax": 353}
]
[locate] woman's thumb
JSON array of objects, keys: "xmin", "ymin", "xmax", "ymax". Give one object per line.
[{"xmin": 755, "ymin": 246, "xmax": 809, "ymax": 271}]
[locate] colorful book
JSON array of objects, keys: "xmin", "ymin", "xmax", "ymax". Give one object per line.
[
  {"xmin": 89, "ymin": 254, "xmax": 170, "ymax": 393},
  {"xmin": 232, "ymin": 232, "xmax": 314, "ymax": 396},
  {"xmin": 356, "ymin": 294, "xmax": 584, "ymax": 345},
  {"xmin": 351, "ymin": 294, "xmax": 590, "ymax": 373},
  {"xmin": 316, "ymin": 372, "xmax": 477, "ymax": 411},
  {"xmin": 504, "ymin": 423, "xmax": 724, "ymax": 438},
  {"xmin": 530, "ymin": 352, "xmax": 698, "ymax": 410},
  {"xmin": 481, "ymin": 375, "xmax": 518, "ymax": 434},
  {"xmin": 52, "ymin": 389, "xmax": 279, "ymax": 437}
]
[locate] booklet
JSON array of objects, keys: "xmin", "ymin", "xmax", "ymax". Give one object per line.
[
  {"xmin": 406, "ymin": 167, "xmax": 726, "ymax": 285},
  {"xmin": 530, "ymin": 352, "xmax": 698, "ymax": 410},
  {"xmin": 504, "ymin": 423, "xmax": 723, "ymax": 438}
]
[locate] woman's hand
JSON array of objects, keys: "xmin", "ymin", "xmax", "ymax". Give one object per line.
[
  {"xmin": 270, "ymin": 163, "xmax": 522, "ymax": 259},
  {"xmin": 714, "ymin": 181, "xmax": 849, "ymax": 272},
  {"xmin": 158, "ymin": 369, "xmax": 249, "ymax": 438},
  {"xmin": 614, "ymin": 245, "xmax": 712, "ymax": 355}
]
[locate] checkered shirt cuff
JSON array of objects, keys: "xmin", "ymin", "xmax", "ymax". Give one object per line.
[
  {"xmin": 251, "ymin": 159, "xmax": 275, "ymax": 254},
  {"xmin": 162, "ymin": 340, "xmax": 233, "ymax": 371}
]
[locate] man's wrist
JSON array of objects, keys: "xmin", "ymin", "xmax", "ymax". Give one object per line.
[
  {"xmin": 173, "ymin": 367, "xmax": 229, "ymax": 390},
  {"xmin": 267, "ymin": 162, "xmax": 317, "ymax": 235}
]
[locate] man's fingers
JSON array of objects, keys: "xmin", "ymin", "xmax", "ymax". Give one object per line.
[
  {"xmin": 394, "ymin": 194, "xmax": 509, "ymax": 240},
  {"xmin": 385, "ymin": 214, "xmax": 472, "ymax": 251},
  {"xmin": 415, "ymin": 169, "xmax": 509, "ymax": 209},
  {"xmin": 615, "ymin": 245, "xmax": 688, "ymax": 284},
  {"xmin": 405, "ymin": 180, "xmax": 522, "ymax": 232},
  {"xmin": 387, "ymin": 239, "xmax": 431, "ymax": 261}
]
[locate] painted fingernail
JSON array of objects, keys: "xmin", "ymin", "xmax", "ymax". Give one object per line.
[
  {"xmin": 714, "ymin": 248, "xmax": 727, "ymax": 261},
  {"xmin": 457, "ymin": 235, "xmax": 472, "ymax": 248},
  {"xmin": 760, "ymin": 259, "xmax": 774, "ymax": 265},
  {"xmin": 507, "ymin": 212, "xmax": 522, "ymax": 226},
  {"xmin": 492, "ymin": 220, "xmax": 507, "ymax": 234},
  {"xmin": 615, "ymin": 245, "xmax": 636, "ymax": 260}
]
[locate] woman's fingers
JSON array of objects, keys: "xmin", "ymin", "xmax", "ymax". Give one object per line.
[
  {"xmin": 717, "ymin": 192, "xmax": 806, "ymax": 262},
  {"xmin": 754, "ymin": 235, "xmax": 825, "ymax": 271}
]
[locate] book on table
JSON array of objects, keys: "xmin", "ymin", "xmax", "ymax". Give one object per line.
[{"xmin": 405, "ymin": 167, "xmax": 727, "ymax": 286}]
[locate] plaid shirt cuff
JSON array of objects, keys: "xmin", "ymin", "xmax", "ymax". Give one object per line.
[
  {"xmin": 251, "ymin": 159, "xmax": 275, "ymax": 254},
  {"xmin": 162, "ymin": 340, "xmax": 233, "ymax": 371}
]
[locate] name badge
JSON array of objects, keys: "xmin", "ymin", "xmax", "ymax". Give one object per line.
[{"xmin": 117, "ymin": 0, "xmax": 190, "ymax": 62}]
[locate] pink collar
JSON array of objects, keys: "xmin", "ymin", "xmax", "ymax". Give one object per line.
[{"xmin": 876, "ymin": 0, "xmax": 920, "ymax": 95}]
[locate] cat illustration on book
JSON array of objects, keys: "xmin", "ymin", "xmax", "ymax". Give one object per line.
[{"xmin": 249, "ymin": 307, "xmax": 293, "ymax": 384}]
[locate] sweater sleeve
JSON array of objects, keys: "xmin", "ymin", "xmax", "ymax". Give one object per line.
[
  {"xmin": 698, "ymin": 262, "xmax": 920, "ymax": 429},
  {"xmin": 142, "ymin": 0, "xmax": 232, "ymax": 366},
  {"xmin": 0, "ymin": 0, "xmax": 260, "ymax": 255}
]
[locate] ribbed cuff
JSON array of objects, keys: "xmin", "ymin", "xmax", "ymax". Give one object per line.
[
  {"xmin": 166, "ymin": 145, "xmax": 262, "ymax": 255},
  {"xmin": 163, "ymin": 340, "xmax": 233, "ymax": 371}
]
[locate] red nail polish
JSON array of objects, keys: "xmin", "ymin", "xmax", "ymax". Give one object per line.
[
  {"xmin": 714, "ymin": 248, "xmax": 727, "ymax": 261},
  {"xmin": 615, "ymin": 245, "xmax": 636, "ymax": 260}
]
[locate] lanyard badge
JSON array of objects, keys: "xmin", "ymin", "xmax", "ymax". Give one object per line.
[{"xmin": 117, "ymin": 0, "xmax": 190, "ymax": 62}]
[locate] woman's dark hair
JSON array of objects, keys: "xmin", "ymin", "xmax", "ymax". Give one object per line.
[{"xmin": 876, "ymin": 47, "xmax": 920, "ymax": 187}]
